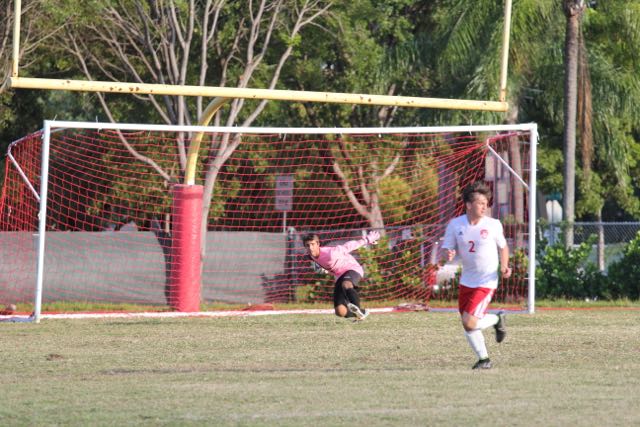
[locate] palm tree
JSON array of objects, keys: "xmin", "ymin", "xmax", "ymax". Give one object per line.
[
  {"xmin": 429, "ymin": 0, "xmax": 640, "ymax": 246},
  {"xmin": 426, "ymin": 0, "xmax": 557, "ymax": 241},
  {"xmin": 574, "ymin": 1, "xmax": 640, "ymax": 266},
  {"xmin": 562, "ymin": 0, "xmax": 587, "ymax": 248}
]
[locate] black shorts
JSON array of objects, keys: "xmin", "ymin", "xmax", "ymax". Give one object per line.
[{"xmin": 333, "ymin": 270, "xmax": 362, "ymax": 307}]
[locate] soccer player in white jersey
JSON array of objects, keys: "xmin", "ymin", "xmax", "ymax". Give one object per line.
[
  {"xmin": 440, "ymin": 181, "xmax": 511, "ymax": 369},
  {"xmin": 303, "ymin": 231, "xmax": 380, "ymax": 321}
]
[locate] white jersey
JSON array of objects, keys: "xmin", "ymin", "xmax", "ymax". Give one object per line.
[{"xmin": 442, "ymin": 214, "xmax": 507, "ymax": 289}]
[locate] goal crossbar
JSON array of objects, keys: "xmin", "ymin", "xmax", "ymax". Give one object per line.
[
  {"xmin": 9, "ymin": 77, "xmax": 509, "ymax": 112},
  {"xmin": 38, "ymin": 120, "xmax": 534, "ymax": 134}
]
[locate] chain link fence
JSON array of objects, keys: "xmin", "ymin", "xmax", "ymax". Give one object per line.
[{"xmin": 539, "ymin": 222, "xmax": 640, "ymax": 271}]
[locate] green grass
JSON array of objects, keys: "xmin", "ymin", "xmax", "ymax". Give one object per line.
[{"xmin": 1, "ymin": 310, "xmax": 640, "ymax": 426}]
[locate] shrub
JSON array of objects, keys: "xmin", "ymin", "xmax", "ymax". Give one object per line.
[
  {"xmin": 358, "ymin": 235, "xmax": 429, "ymax": 301},
  {"xmin": 606, "ymin": 231, "xmax": 640, "ymax": 300},
  {"xmin": 535, "ymin": 235, "xmax": 607, "ymax": 299}
]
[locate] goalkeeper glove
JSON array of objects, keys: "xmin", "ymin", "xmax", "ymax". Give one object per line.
[{"xmin": 365, "ymin": 230, "xmax": 380, "ymax": 245}]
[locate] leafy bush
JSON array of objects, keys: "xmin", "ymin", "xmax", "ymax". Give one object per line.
[
  {"xmin": 294, "ymin": 284, "xmax": 318, "ymax": 303},
  {"xmin": 535, "ymin": 235, "xmax": 607, "ymax": 299},
  {"xmin": 358, "ymin": 236, "xmax": 429, "ymax": 301},
  {"xmin": 605, "ymin": 231, "xmax": 640, "ymax": 300},
  {"xmin": 295, "ymin": 270, "xmax": 334, "ymax": 304}
]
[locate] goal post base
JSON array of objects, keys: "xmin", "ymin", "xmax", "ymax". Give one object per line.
[{"xmin": 169, "ymin": 184, "xmax": 203, "ymax": 312}]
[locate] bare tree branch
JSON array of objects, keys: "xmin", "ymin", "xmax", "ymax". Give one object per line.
[
  {"xmin": 51, "ymin": 0, "xmax": 332, "ymax": 253},
  {"xmin": 1, "ymin": 0, "xmax": 66, "ymax": 92},
  {"xmin": 330, "ymin": 155, "xmax": 373, "ymax": 222},
  {"xmin": 66, "ymin": 32, "xmax": 173, "ymax": 182}
]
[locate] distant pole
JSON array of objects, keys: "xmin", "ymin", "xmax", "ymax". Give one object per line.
[
  {"xmin": 283, "ymin": 211, "xmax": 287, "ymax": 234},
  {"xmin": 12, "ymin": 0, "xmax": 22, "ymax": 77},
  {"xmin": 499, "ymin": 0, "xmax": 513, "ymax": 102},
  {"xmin": 275, "ymin": 174, "xmax": 294, "ymax": 233}
]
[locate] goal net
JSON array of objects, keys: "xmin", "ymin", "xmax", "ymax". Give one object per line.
[{"xmin": 0, "ymin": 121, "xmax": 537, "ymax": 318}]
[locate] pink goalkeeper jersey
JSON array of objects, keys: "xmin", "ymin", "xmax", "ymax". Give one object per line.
[
  {"xmin": 442, "ymin": 214, "xmax": 507, "ymax": 289},
  {"xmin": 312, "ymin": 239, "xmax": 367, "ymax": 279}
]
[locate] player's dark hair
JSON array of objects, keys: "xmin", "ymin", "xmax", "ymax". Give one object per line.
[
  {"xmin": 462, "ymin": 181, "xmax": 492, "ymax": 204},
  {"xmin": 302, "ymin": 233, "xmax": 320, "ymax": 245}
]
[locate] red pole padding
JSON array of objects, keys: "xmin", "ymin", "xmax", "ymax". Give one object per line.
[{"xmin": 169, "ymin": 184, "xmax": 203, "ymax": 312}]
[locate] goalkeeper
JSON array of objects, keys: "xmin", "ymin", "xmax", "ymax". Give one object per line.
[{"xmin": 302, "ymin": 231, "xmax": 380, "ymax": 321}]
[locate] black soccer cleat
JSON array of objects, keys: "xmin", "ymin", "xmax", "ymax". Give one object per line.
[
  {"xmin": 494, "ymin": 311, "xmax": 507, "ymax": 343},
  {"xmin": 472, "ymin": 358, "xmax": 492, "ymax": 370}
]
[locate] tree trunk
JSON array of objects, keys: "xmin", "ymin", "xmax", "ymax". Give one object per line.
[{"xmin": 562, "ymin": 0, "xmax": 585, "ymax": 249}]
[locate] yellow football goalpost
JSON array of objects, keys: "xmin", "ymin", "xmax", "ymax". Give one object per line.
[{"xmin": 9, "ymin": 0, "xmax": 513, "ymax": 184}]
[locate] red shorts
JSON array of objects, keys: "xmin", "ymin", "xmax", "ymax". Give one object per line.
[{"xmin": 458, "ymin": 285, "xmax": 495, "ymax": 318}]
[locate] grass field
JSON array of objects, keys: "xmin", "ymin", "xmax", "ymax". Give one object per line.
[{"xmin": 1, "ymin": 309, "xmax": 639, "ymax": 426}]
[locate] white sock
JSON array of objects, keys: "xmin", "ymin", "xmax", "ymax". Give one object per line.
[
  {"xmin": 476, "ymin": 313, "xmax": 499, "ymax": 330},
  {"xmin": 465, "ymin": 329, "xmax": 489, "ymax": 360}
]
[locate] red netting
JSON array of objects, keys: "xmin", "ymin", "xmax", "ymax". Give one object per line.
[{"xmin": 0, "ymin": 127, "xmax": 531, "ymax": 310}]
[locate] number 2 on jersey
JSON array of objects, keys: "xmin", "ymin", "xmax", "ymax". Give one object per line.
[{"xmin": 468, "ymin": 240, "xmax": 476, "ymax": 252}]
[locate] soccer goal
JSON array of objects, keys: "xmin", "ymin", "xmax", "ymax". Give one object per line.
[{"xmin": 0, "ymin": 121, "xmax": 537, "ymax": 320}]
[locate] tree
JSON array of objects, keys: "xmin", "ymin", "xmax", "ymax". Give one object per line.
[
  {"xmin": 425, "ymin": 0, "xmax": 557, "ymax": 240},
  {"xmin": 46, "ymin": 0, "xmax": 331, "ymax": 252},
  {"xmin": 0, "ymin": 0, "xmax": 68, "ymax": 182},
  {"xmin": 1, "ymin": 0, "xmax": 67, "ymax": 92},
  {"xmin": 271, "ymin": 0, "xmax": 435, "ymax": 231},
  {"xmin": 426, "ymin": 1, "xmax": 640, "ymax": 234},
  {"xmin": 574, "ymin": 1, "xmax": 640, "ymax": 267},
  {"xmin": 561, "ymin": 0, "xmax": 586, "ymax": 248},
  {"xmin": 320, "ymin": 137, "xmax": 407, "ymax": 231},
  {"xmin": 524, "ymin": 1, "xmax": 640, "ymax": 228}
]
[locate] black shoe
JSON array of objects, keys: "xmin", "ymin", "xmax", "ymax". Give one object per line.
[
  {"xmin": 494, "ymin": 311, "xmax": 506, "ymax": 343},
  {"xmin": 472, "ymin": 358, "xmax": 492, "ymax": 370}
]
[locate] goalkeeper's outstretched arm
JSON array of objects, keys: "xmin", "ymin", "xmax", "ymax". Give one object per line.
[{"xmin": 338, "ymin": 230, "xmax": 381, "ymax": 253}]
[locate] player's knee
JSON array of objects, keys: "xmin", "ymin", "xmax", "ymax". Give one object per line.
[
  {"xmin": 335, "ymin": 305, "xmax": 348, "ymax": 317},
  {"xmin": 461, "ymin": 312, "xmax": 477, "ymax": 330},
  {"xmin": 461, "ymin": 317, "xmax": 477, "ymax": 331}
]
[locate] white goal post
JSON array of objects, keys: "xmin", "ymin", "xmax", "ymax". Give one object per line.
[{"xmin": 1, "ymin": 120, "xmax": 537, "ymax": 321}]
